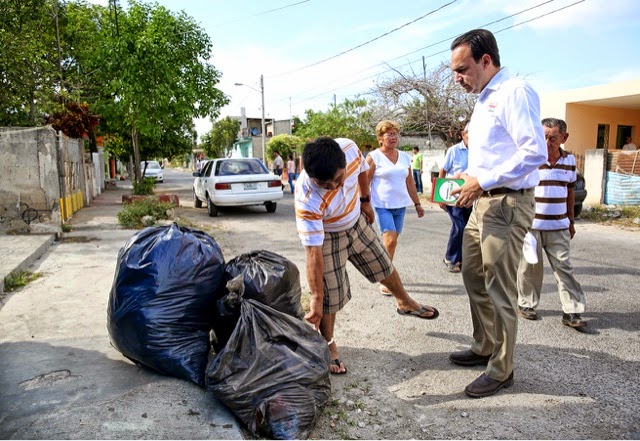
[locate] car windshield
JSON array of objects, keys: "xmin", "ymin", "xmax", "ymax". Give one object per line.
[
  {"xmin": 216, "ymin": 159, "xmax": 268, "ymax": 176},
  {"xmin": 142, "ymin": 162, "xmax": 161, "ymax": 170}
]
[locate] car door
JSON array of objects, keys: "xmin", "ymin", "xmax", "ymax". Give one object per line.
[{"xmin": 195, "ymin": 160, "xmax": 213, "ymax": 199}]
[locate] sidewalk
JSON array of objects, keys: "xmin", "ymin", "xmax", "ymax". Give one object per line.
[
  {"xmin": 0, "ymin": 180, "xmax": 244, "ymax": 439},
  {"xmin": 0, "ymin": 182, "xmax": 127, "ymax": 295}
]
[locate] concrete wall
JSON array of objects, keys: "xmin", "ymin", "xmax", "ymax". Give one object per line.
[
  {"xmin": 0, "ymin": 127, "xmax": 88, "ymax": 228},
  {"xmin": 584, "ymin": 149, "xmax": 606, "ymax": 205},
  {"xmin": 0, "ymin": 127, "xmax": 61, "ymax": 225}
]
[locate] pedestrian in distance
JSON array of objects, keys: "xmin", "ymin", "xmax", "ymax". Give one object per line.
[
  {"xmin": 517, "ymin": 118, "xmax": 588, "ymax": 330},
  {"xmin": 448, "ymin": 29, "xmax": 547, "ymax": 398},
  {"xmin": 272, "ymin": 150, "xmax": 285, "ymax": 190},
  {"xmin": 412, "ymin": 146, "xmax": 424, "ymax": 195},
  {"xmin": 286, "ymin": 154, "xmax": 297, "ymax": 193},
  {"xmin": 365, "ymin": 120, "xmax": 424, "ymax": 295},
  {"xmin": 438, "ymin": 124, "xmax": 472, "ymax": 274},
  {"xmin": 294, "ymin": 136, "xmax": 439, "ymax": 375},
  {"xmin": 272, "ymin": 150, "xmax": 284, "ymax": 176}
]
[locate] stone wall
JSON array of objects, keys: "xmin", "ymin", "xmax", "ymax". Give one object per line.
[
  {"xmin": 0, "ymin": 127, "xmax": 61, "ymax": 226},
  {"xmin": 0, "ymin": 127, "xmax": 87, "ymax": 228}
]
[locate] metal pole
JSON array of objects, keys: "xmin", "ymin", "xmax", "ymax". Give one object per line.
[{"xmin": 261, "ymin": 74, "xmax": 266, "ymax": 164}]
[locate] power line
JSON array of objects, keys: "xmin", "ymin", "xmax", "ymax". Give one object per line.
[
  {"xmin": 206, "ymin": 1, "xmax": 312, "ymax": 28},
  {"xmin": 277, "ymin": 0, "xmax": 459, "ymax": 76},
  {"xmin": 287, "ymin": 0, "xmax": 585, "ymax": 109}
]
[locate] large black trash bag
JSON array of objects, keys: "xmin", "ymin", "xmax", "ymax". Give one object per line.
[
  {"xmin": 207, "ymin": 297, "xmax": 331, "ymax": 440},
  {"xmin": 107, "ymin": 223, "xmax": 224, "ymax": 386},
  {"xmin": 213, "ymin": 250, "xmax": 304, "ymax": 350}
]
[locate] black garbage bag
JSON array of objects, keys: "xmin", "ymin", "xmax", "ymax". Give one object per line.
[
  {"xmin": 207, "ymin": 298, "xmax": 331, "ymax": 440},
  {"xmin": 213, "ymin": 250, "xmax": 304, "ymax": 350},
  {"xmin": 107, "ymin": 223, "xmax": 224, "ymax": 386}
]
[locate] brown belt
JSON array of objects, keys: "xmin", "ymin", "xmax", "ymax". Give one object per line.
[{"xmin": 482, "ymin": 187, "xmax": 534, "ymax": 197}]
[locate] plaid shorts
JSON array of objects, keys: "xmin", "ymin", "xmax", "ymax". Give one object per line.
[{"xmin": 322, "ymin": 214, "xmax": 394, "ymax": 314}]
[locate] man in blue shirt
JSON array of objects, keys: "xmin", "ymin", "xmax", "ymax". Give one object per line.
[{"xmin": 438, "ymin": 124, "xmax": 471, "ymax": 273}]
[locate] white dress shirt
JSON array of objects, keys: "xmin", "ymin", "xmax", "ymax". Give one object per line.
[{"xmin": 467, "ymin": 68, "xmax": 547, "ymax": 191}]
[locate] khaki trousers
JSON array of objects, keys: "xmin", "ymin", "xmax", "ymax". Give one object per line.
[
  {"xmin": 517, "ymin": 229, "xmax": 586, "ymax": 314},
  {"xmin": 461, "ymin": 192, "xmax": 535, "ymax": 381}
]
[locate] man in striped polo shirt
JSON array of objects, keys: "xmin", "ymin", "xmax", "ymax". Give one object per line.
[
  {"xmin": 516, "ymin": 118, "xmax": 587, "ymax": 329},
  {"xmin": 295, "ymin": 136, "xmax": 439, "ymax": 375}
]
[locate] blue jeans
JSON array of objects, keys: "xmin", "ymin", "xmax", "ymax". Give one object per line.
[
  {"xmin": 288, "ymin": 172, "xmax": 297, "ymax": 193},
  {"xmin": 445, "ymin": 205, "xmax": 472, "ymax": 264},
  {"xmin": 412, "ymin": 169, "xmax": 423, "ymax": 194},
  {"xmin": 374, "ymin": 207, "xmax": 407, "ymax": 234}
]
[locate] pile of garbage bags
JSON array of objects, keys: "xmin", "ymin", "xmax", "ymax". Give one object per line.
[{"xmin": 107, "ymin": 223, "xmax": 331, "ymax": 439}]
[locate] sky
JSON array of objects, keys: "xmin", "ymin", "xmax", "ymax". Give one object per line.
[{"xmin": 91, "ymin": 0, "xmax": 640, "ymax": 140}]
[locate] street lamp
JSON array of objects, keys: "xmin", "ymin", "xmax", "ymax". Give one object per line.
[{"xmin": 234, "ymin": 74, "xmax": 266, "ymax": 164}]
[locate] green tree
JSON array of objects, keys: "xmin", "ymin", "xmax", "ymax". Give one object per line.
[
  {"xmin": 201, "ymin": 116, "xmax": 240, "ymax": 158},
  {"xmin": 0, "ymin": 0, "xmax": 103, "ymax": 127},
  {"xmin": 91, "ymin": 1, "xmax": 228, "ymax": 181},
  {"xmin": 266, "ymin": 134, "xmax": 304, "ymax": 161},
  {"xmin": 294, "ymin": 98, "xmax": 377, "ymax": 149},
  {"xmin": 0, "ymin": 0, "xmax": 59, "ymax": 125}
]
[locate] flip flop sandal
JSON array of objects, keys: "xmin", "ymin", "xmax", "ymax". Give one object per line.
[
  {"xmin": 326, "ymin": 339, "xmax": 348, "ymax": 374},
  {"xmin": 397, "ymin": 304, "xmax": 440, "ymax": 320},
  {"xmin": 331, "ymin": 358, "xmax": 348, "ymax": 375},
  {"xmin": 379, "ymin": 284, "xmax": 392, "ymax": 296}
]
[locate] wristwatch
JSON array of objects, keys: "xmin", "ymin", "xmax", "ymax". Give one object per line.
[{"xmin": 359, "ymin": 196, "xmax": 370, "ymax": 203}]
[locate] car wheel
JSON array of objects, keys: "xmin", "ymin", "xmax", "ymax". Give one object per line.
[
  {"xmin": 193, "ymin": 190, "xmax": 202, "ymax": 208},
  {"xmin": 265, "ymin": 201, "xmax": 277, "ymax": 213},
  {"xmin": 574, "ymin": 202, "xmax": 582, "ymax": 217},
  {"xmin": 207, "ymin": 195, "xmax": 219, "ymax": 217}
]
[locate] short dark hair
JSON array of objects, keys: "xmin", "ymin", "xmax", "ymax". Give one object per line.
[
  {"xmin": 302, "ymin": 137, "xmax": 347, "ymax": 182},
  {"xmin": 451, "ymin": 29, "xmax": 501, "ymax": 67},
  {"xmin": 413, "ymin": 146, "xmax": 419, "ymax": 151},
  {"xmin": 541, "ymin": 118, "xmax": 567, "ymax": 134}
]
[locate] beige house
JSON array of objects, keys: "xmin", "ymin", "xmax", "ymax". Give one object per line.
[{"xmin": 541, "ymin": 79, "xmax": 640, "ymax": 205}]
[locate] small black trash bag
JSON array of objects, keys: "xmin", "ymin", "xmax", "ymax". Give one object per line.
[
  {"xmin": 107, "ymin": 223, "xmax": 224, "ymax": 386},
  {"xmin": 212, "ymin": 250, "xmax": 304, "ymax": 350},
  {"xmin": 207, "ymin": 298, "xmax": 331, "ymax": 440}
]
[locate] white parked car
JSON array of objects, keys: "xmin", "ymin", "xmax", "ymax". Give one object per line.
[
  {"xmin": 192, "ymin": 158, "xmax": 283, "ymax": 217},
  {"xmin": 141, "ymin": 160, "xmax": 164, "ymax": 183}
]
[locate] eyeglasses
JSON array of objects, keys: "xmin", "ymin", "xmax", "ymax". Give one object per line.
[{"xmin": 383, "ymin": 132, "xmax": 399, "ymax": 138}]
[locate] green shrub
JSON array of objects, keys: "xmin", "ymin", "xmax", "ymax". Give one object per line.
[
  {"xmin": 117, "ymin": 198, "xmax": 175, "ymax": 229},
  {"xmin": 132, "ymin": 177, "xmax": 156, "ymax": 196}
]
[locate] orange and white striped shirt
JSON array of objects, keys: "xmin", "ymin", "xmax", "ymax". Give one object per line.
[{"xmin": 295, "ymin": 138, "xmax": 369, "ymax": 246}]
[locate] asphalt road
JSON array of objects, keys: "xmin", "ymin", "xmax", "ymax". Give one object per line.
[{"xmin": 178, "ymin": 167, "xmax": 640, "ymax": 439}]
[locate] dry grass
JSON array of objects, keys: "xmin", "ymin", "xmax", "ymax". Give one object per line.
[{"xmin": 580, "ymin": 204, "xmax": 640, "ymax": 228}]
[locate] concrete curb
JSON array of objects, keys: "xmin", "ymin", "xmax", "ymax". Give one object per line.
[{"xmin": 0, "ymin": 234, "xmax": 55, "ymax": 295}]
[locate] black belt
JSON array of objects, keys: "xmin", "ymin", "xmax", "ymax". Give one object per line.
[{"xmin": 482, "ymin": 187, "xmax": 533, "ymax": 197}]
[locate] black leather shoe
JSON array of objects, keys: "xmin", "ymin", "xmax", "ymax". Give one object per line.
[
  {"xmin": 518, "ymin": 306, "xmax": 538, "ymax": 320},
  {"xmin": 465, "ymin": 372, "xmax": 514, "ymax": 398},
  {"xmin": 562, "ymin": 313, "xmax": 586, "ymax": 328},
  {"xmin": 449, "ymin": 349, "xmax": 491, "ymax": 366}
]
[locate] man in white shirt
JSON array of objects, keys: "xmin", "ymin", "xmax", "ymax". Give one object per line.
[
  {"xmin": 449, "ymin": 29, "xmax": 547, "ymax": 398},
  {"xmin": 622, "ymin": 136, "xmax": 637, "ymax": 151},
  {"xmin": 272, "ymin": 150, "xmax": 284, "ymax": 175},
  {"xmin": 517, "ymin": 118, "xmax": 587, "ymax": 329},
  {"xmin": 295, "ymin": 137, "xmax": 439, "ymax": 375}
]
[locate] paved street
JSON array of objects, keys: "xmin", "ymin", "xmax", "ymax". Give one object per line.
[{"xmin": 1, "ymin": 167, "xmax": 639, "ymax": 439}]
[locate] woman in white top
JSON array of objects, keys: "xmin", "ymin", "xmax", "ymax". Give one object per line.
[{"xmin": 366, "ymin": 120, "xmax": 424, "ymax": 294}]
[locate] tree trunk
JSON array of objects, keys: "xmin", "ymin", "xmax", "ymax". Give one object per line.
[{"xmin": 132, "ymin": 126, "xmax": 141, "ymax": 182}]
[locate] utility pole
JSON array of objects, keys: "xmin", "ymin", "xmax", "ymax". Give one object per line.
[{"xmin": 260, "ymin": 74, "xmax": 266, "ymax": 164}]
